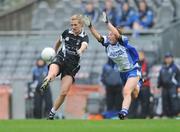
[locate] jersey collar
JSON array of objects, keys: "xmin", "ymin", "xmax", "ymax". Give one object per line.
[{"xmin": 69, "ymin": 29, "xmax": 85, "ymax": 37}]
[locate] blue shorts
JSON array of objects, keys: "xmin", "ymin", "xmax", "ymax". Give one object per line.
[{"xmin": 120, "ymin": 67, "xmax": 143, "ymax": 88}]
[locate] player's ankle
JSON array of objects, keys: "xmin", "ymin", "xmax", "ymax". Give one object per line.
[
  {"xmin": 118, "ymin": 108, "xmax": 128, "ymax": 120},
  {"xmin": 50, "ymin": 107, "xmax": 56, "ymax": 114},
  {"xmin": 45, "ymin": 77, "xmax": 51, "ymax": 82},
  {"xmin": 48, "ymin": 108, "xmax": 56, "ymax": 119},
  {"xmin": 121, "ymin": 108, "xmax": 128, "ymax": 114}
]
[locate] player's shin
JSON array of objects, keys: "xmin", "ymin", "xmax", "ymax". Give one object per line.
[{"xmin": 119, "ymin": 90, "xmax": 132, "ymax": 119}]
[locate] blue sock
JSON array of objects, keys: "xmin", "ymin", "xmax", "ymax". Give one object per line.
[{"xmin": 121, "ymin": 108, "xmax": 128, "ymax": 115}]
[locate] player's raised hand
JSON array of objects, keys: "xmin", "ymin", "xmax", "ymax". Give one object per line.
[
  {"xmin": 102, "ymin": 11, "xmax": 109, "ymax": 23},
  {"xmin": 83, "ymin": 15, "xmax": 92, "ymax": 28}
]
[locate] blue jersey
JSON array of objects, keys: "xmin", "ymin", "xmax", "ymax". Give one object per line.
[
  {"xmin": 32, "ymin": 65, "xmax": 48, "ymax": 82},
  {"xmin": 101, "ymin": 35, "xmax": 140, "ymax": 72},
  {"xmin": 137, "ymin": 8, "xmax": 154, "ymax": 28}
]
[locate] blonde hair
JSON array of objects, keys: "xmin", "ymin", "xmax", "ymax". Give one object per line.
[{"xmin": 71, "ymin": 14, "xmax": 84, "ymax": 26}]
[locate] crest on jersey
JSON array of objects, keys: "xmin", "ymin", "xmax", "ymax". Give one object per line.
[
  {"xmin": 76, "ymin": 39, "xmax": 81, "ymax": 45},
  {"xmin": 65, "ymin": 37, "xmax": 69, "ymax": 41},
  {"xmin": 169, "ymin": 68, "xmax": 173, "ymax": 73}
]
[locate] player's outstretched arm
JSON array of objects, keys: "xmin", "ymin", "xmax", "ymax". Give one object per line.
[
  {"xmin": 54, "ymin": 38, "xmax": 62, "ymax": 53},
  {"xmin": 102, "ymin": 12, "xmax": 121, "ymax": 39},
  {"xmin": 83, "ymin": 16, "xmax": 103, "ymax": 43}
]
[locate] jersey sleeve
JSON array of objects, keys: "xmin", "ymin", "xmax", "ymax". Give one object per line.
[
  {"xmin": 82, "ymin": 35, "xmax": 89, "ymax": 44},
  {"xmin": 100, "ymin": 35, "xmax": 109, "ymax": 47},
  {"xmin": 118, "ymin": 35, "xmax": 128, "ymax": 46},
  {"xmin": 60, "ymin": 29, "xmax": 69, "ymax": 41}
]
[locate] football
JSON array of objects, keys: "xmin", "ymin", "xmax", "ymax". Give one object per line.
[{"xmin": 41, "ymin": 47, "xmax": 56, "ymax": 61}]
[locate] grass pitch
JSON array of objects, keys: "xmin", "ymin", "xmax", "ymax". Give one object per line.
[{"xmin": 0, "ymin": 119, "xmax": 179, "ymax": 132}]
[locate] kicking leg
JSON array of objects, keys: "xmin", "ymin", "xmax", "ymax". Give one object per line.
[{"xmin": 40, "ymin": 64, "xmax": 59, "ymax": 93}]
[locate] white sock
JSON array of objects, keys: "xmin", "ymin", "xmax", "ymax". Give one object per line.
[{"xmin": 51, "ymin": 107, "xmax": 56, "ymax": 114}]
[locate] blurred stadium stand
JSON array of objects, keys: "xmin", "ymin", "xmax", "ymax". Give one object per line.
[{"xmin": 0, "ymin": 0, "xmax": 180, "ymax": 119}]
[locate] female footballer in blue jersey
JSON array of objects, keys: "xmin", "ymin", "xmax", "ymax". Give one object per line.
[{"xmin": 83, "ymin": 12, "xmax": 142, "ymax": 119}]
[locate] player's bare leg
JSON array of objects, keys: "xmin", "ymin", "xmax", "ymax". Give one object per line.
[
  {"xmin": 48, "ymin": 75, "xmax": 73, "ymax": 120},
  {"xmin": 119, "ymin": 77, "xmax": 140, "ymax": 119},
  {"xmin": 54, "ymin": 75, "xmax": 73, "ymax": 110},
  {"xmin": 46, "ymin": 64, "xmax": 60, "ymax": 81},
  {"xmin": 40, "ymin": 64, "xmax": 59, "ymax": 93}
]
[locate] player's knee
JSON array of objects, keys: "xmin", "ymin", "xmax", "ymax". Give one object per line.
[
  {"xmin": 51, "ymin": 74, "xmax": 56, "ymax": 80},
  {"xmin": 47, "ymin": 73, "xmax": 56, "ymax": 81}
]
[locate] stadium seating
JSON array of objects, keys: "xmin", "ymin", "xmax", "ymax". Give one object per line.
[
  {"xmin": 31, "ymin": 1, "xmax": 51, "ymax": 30},
  {"xmin": 0, "ymin": 0, "xmax": 27, "ymax": 13},
  {"xmin": 30, "ymin": 0, "xmax": 179, "ymax": 30},
  {"xmin": 0, "ymin": 0, "xmax": 179, "ymax": 82},
  {"xmin": 155, "ymin": 2, "xmax": 174, "ymax": 28},
  {"xmin": 172, "ymin": 0, "xmax": 180, "ymax": 18},
  {"xmin": 43, "ymin": 17, "xmax": 57, "ymax": 30},
  {"xmin": 54, "ymin": 4, "xmax": 68, "ymax": 29}
]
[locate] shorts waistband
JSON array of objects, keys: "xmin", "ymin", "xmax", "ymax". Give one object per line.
[
  {"xmin": 120, "ymin": 63, "xmax": 141, "ymax": 73},
  {"xmin": 66, "ymin": 49, "xmax": 78, "ymax": 56}
]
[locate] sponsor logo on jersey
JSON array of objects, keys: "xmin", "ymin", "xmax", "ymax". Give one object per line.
[
  {"xmin": 109, "ymin": 50, "xmax": 124, "ymax": 58},
  {"xmin": 65, "ymin": 37, "xmax": 69, "ymax": 41},
  {"xmin": 76, "ymin": 39, "xmax": 81, "ymax": 45}
]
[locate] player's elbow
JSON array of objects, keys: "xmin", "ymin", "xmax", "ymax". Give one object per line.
[{"xmin": 97, "ymin": 36, "xmax": 103, "ymax": 43}]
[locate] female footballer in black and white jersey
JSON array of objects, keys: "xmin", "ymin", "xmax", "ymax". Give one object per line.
[{"xmin": 40, "ymin": 14, "xmax": 89, "ymax": 119}]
